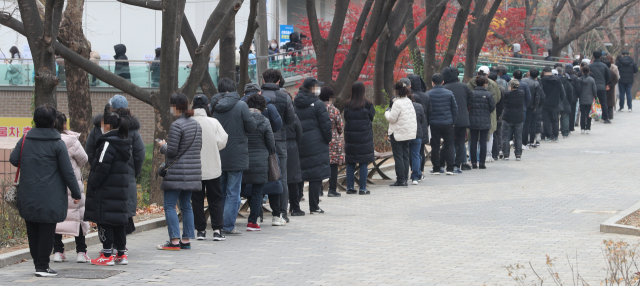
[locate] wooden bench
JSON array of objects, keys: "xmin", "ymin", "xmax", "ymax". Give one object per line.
[{"xmin": 367, "ymin": 151, "xmax": 393, "ymax": 180}]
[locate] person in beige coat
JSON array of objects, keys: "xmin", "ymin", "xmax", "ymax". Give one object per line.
[
  {"xmin": 52, "ymin": 112, "xmax": 91, "ymax": 263},
  {"xmin": 385, "ymin": 81, "xmax": 417, "ymax": 187},
  {"xmin": 191, "ymin": 94, "xmax": 229, "ymax": 241}
]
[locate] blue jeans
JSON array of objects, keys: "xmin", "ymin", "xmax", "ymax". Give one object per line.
[
  {"xmin": 619, "ymin": 83, "xmax": 633, "ymax": 109},
  {"xmin": 220, "ymin": 171, "xmax": 243, "ymax": 232},
  {"xmin": 409, "ymin": 138, "xmax": 422, "ymax": 180},
  {"xmin": 163, "ymin": 190, "xmax": 195, "ymax": 240},
  {"xmin": 346, "ymin": 163, "xmax": 368, "ymax": 191}
]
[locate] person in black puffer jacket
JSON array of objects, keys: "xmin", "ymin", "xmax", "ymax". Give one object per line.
[
  {"xmin": 85, "ymin": 106, "xmax": 132, "ymax": 265},
  {"xmin": 294, "ymin": 77, "xmax": 332, "ymax": 213},
  {"xmin": 616, "ymin": 51, "xmax": 638, "ymax": 111},
  {"xmin": 468, "ymin": 76, "xmax": 495, "ymax": 169},
  {"xmin": 343, "ymin": 81, "xmax": 375, "ymax": 194},
  {"xmin": 242, "ymin": 94, "xmax": 277, "ymax": 230},
  {"xmin": 113, "ymin": 44, "xmax": 130, "ymax": 81},
  {"xmin": 564, "ymin": 65, "xmax": 579, "ymax": 131},
  {"xmin": 210, "ymin": 78, "xmax": 257, "ymax": 235},
  {"xmin": 556, "ymin": 67, "xmax": 574, "ymax": 137},
  {"xmin": 407, "ymin": 74, "xmax": 431, "ymax": 173},
  {"xmin": 442, "ymin": 66, "xmax": 472, "ymax": 171},
  {"xmin": 501, "ymin": 80, "xmax": 525, "ymax": 160},
  {"xmin": 106, "ymin": 96, "xmax": 146, "ymax": 235},
  {"xmin": 521, "ymin": 68, "xmax": 545, "ymax": 147},
  {"xmin": 10, "ymin": 105, "xmax": 82, "ymax": 275},
  {"xmin": 540, "ymin": 67, "xmax": 566, "ymax": 141},
  {"xmin": 156, "ymin": 93, "xmax": 202, "ymax": 250},
  {"xmin": 589, "ymin": 50, "xmax": 611, "ymax": 122},
  {"xmin": 286, "ymin": 113, "xmax": 304, "ymax": 216}
]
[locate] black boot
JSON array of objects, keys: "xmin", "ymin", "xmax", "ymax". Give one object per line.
[
  {"xmin": 389, "ymin": 181, "xmax": 405, "ymax": 186},
  {"xmin": 327, "ymin": 189, "xmax": 341, "ymax": 197}
]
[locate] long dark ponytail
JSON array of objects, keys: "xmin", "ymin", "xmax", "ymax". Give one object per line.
[{"xmin": 103, "ymin": 103, "xmax": 130, "ymax": 139}]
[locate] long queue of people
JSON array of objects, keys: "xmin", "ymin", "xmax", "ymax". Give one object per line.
[{"xmin": 10, "ymin": 49, "xmax": 637, "ymax": 276}]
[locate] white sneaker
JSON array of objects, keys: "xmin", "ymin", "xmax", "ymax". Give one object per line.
[
  {"xmin": 586, "ymin": 130, "xmax": 590, "ymax": 134},
  {"xmin": 487, "ymin": 157, "xmax": 494, "ymax": 163},
  {"xmin": 272, "ymin": 216, "xmax": 282, "ymax": 226},
  {"xmin": 412, "ymin": 180, "xmax": 419, "ymax": 185},
  {"xmin": 53, "ymin": 252, "xmax": 67, "ymax": 262},
  {"xmin": 76, "ymin": 252, "xmax": 90, "ymax": 263},
  {"xmin": 581, "ymin": 130, "xmax": 585, "ymax": 134},
  {"xmin": 279, "ymin": 214, "xmax": 287, "ymax": 226}
]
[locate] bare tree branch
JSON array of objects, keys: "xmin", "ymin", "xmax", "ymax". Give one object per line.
[{"xmin": 238, "ymin": 0, "xmax": 259, "ymax": 95}]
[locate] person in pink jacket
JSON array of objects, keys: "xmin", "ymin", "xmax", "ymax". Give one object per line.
[{"xmin": 52, "ymin": 112, "xmax": 91, "ymax": 263}]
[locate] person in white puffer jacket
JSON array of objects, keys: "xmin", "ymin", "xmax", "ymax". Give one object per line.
[
  {"xmin": 385, "ymin": 81, "xmax": 417, "ymax": 187},
  {"xmin": 190, "ymin": 94, "xmax": 229, "ymax": 241}
]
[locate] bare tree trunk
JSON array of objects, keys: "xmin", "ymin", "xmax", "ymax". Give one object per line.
[
  {"xmin": 373, "ymin": 29, "xmax": 388, "ymax": 105},
  {"xmin": 423, "ymin": 0, "xmax": 445, "ymax": 88},
  {"xmin": 238, "ymin": 0, "xmax": 259, "ymax": 95},
  {"xmin": 220, "ymin": 19, "xmax": 237, "ymax": 82},
  {"xmin": 58, "ymin": 0, "xmax": 91, "ymax": 144},
  {"xmin": 255, "ymin": 0, "xmax": 268, "ymax": 85},
  {"xmin": 523, "ymin": 0, "xmax": 540, "ymax": 55},
  {"xmin": 149, "ymin": 0, "xmax": 186, "ymax": 205},
  {"xmin": 464, "ymin": 0, "xmax": 502, "ymax": 83}
]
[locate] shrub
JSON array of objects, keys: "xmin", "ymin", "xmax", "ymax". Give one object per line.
[
  {"xmin": 136, "ymin": 143, "xmax": 153, "ymax": 209},
  {"xmin": 0, "ymin": 180, "xmax": 27, "ymax": 248},
  {"xmin": 373, "ymin": 99, "xmax": 391, "ymax": 152}
]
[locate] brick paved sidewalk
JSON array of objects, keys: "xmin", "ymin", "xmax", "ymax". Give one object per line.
[{"xmin": 2, "ymin": 111, "xmax": 639, "ymax": 285}]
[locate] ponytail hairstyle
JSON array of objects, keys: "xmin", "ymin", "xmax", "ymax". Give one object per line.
[
  {"xmin": 55, "ymin": 111, "xmax": 67, "ymax": 133},
  {"xmin": 103, "ymin": 104, "xmax": 130, "ymax": 139},
  {"xmin": 170, "ymin": 92, "xmax": 194, "ymax": 117},
  {"xmin": 394, "ymin": 81, "xmax": 411, "ymax": 98}
]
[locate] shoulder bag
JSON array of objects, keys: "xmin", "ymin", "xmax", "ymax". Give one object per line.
[
  {"xmin": 267, "ymin": 152, "xmax": 281, "ymax": 182},
  {"xmin": 4, "ymin": 135, "xmax": 25, "ymax": 210}
]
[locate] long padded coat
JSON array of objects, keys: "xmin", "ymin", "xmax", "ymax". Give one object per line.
[
  {"xmin": 160, "ymin": 115, "xmax": 203, "ymax": 191},
  {"xmin": 294, "ymin": 87, "xmax": 332, "ymax": 182},
  {"xmin": 343, "ymin": 101, "xmax": 375, "ymax": 164},
  {"xmin": 56, "ymin": 131, "xmax": 90, "ymax": 236},
  {"xmin": 84, "ymin": 130, "xmax": 132, "ymax": 226},
  {"xmin": 242, "ymin": 110, "xmax": 275, "ymax": 184}
]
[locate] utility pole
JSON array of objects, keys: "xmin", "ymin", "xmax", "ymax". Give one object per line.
[{"xmin": 256, "ymin": 0, "xmax": 269, "ymax": 84}]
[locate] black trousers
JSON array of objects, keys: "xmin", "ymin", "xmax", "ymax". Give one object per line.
[
  {"xmin": 25, "ymin": 221, "xmax": 56, "ymax": 270},
  {"xmin": 329, "ymin": 164, "xmax": 338, "ymax": 191},
  {"xmin": 541, "ymin": 106, "xmax": 559, "ymax": 139},
  {"xmin": 192, "ymin": 178, "xmax": 223, "ymax": 231},
  {"xmin": 597, "ymin": 90, "xmax": 608, "ymax": 120},
  {"xmin": 98, "ymin": 224, "xmax": 126, "ymax": 256},
  {"xmin": 522, "ymin": 108, "xmax": 536, "ymax": 144},
  {"xmin": 569, "ymin": 102, "xmax": 577, "ymax": 130},
  {"xmin": 288, "ymin": 183, "xmax": 302, "ymax": 212},
  {"xmin": 580, "ymin": 104, "xmax": 592, "ymax": 130},
  {"xmin": 54, "ymin": 227, "xmax": 86, "ymax": 253},
  {"xmin": 308, "ymin": 180, "xmax": 322, "ymax": 211},
  {"xmin": 492, "ymin": 119, "xmax": 502, "ymax": 158},
  {"xmin": 268, "ymin": 193, "xmax": 281, "ymax": 217},
  {"xmin": 469, "ymin": 129, "xmax": 488, "ymax": 165},
  {"xmin": 439, "ymin": 126, "xmax": 467, "ymax": 169},
  {"xmin": 244, "ymin": 183, "xmax": 263, "ymax": 223},
  {"xmin": 390, "ymin": 135, "xmax": 411, "ymax": 181},
  {"xmin": 276, "ymin": 141, "xmax": 289, "ymax": 217},
  {"xmin": 430, "ymin": 124, "xmax": 454, "ymax": 172}
]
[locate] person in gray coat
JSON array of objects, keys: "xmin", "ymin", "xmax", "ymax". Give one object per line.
[
  {"xmin": 156, "ymin": 93, "xmax": 202, "ymax": 250},
  {"xmin": 588, "ymin": 50, "xmax": 611, "ymax": 123},
  {"xmin": 242, "ymin": 94, "xmax": 277, "ymax": 231},
  {"xmin": 578, "ymin": 66, "xmax": 598, "ymax": 133},
  {"xmin": 10, "ymin": 105, "xmax": 81, "ymax": 276},
  {"xmin": 210, "ymin": 78, "xmax": 257, "ymax": 235}
]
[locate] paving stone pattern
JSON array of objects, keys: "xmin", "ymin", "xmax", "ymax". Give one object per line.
[{"xmin": 2, "ymin": 111, "xmax": 640, "ymax": 285}]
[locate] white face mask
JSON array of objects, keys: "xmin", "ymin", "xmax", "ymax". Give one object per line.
[
  {"xmin": 100, "ymin": 127, "xmax": 105, "ymax": 134},
  {"xmin": 271, "ymin": 43, "xmax": 277, "ymax": 49},
  {"xmin": 312, "ymin": 86, "xmax": 321, "ymax": 96}
]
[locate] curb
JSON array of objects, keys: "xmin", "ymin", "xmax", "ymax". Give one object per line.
[
  {"xmin": 0, "ymin": 163, "xmax": 400, "ymax": 269},
  {"xmin": 600, "ymin": 200, "xmax": 640, "ymax": 236},
  {"xmin": 0, "ymin": 217, "xmax": 167, "ymax": 268}
]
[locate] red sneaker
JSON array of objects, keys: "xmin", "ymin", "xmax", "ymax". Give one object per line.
[
  {"xmin": 90, "ymin": 253, "xmax": 114, "ymax": 266},
  {"xmin": 247, "ymin": 222, "xmax": 261, "ymax": 231}
]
